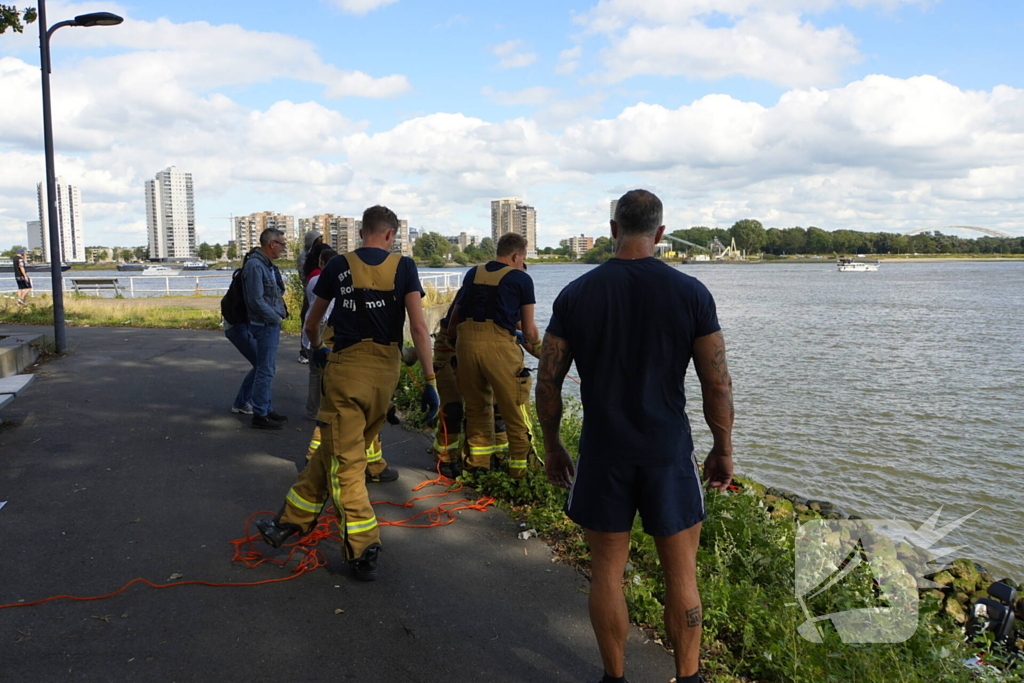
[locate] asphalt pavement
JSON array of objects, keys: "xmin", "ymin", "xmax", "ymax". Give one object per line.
[{"xmin": 0, "ymin": 325, "xmax": 675, "ymax": 683}]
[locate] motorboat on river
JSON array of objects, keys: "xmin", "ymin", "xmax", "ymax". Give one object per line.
[
  {"xmin": 143, "ymin": 265, "xmax": 179, "ymax": 275},
  {"xmin": 837, "ymin": 258, "xmax": 880, "ymax": 272}
]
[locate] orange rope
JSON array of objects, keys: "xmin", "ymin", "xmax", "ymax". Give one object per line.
[{"xmin": 0, "ymin": 467, "xmax": 494, "ymax": 612}]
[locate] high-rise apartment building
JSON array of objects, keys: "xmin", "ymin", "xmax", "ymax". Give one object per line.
[
  {"xmin": 444, "ymin": 232, "xmax": 476, "ymax": 251},
  {"xmin": 297, "ymin": 215, "xmax": 411, "ymax": 257},
  {"xmin": 236, "ymin": 212, "xmax": 296, "ymax": 257},
  {"xmin": 491, "ymin": 197, "xmax": 537, "ymax": 258},
  {"xmin": 391, "ymin": 220, "xmax": 411, "ymax": 257},
  {"xmin": 26, "ymin": 220, "xmax": 42, "ymax": 251},
  {"xmin": 35, "ymin": 178, "xmax": 85, "ymax": 263},
  {"xmin": 564, "ymin": 234, "xmax": 595, "ymax": 256},
  {"xmin": 610, "ymin": 199, "xmax": 618, "ymax": 220},
  {"xmin": 299, "ymin": 214, "xmax": 359, "ymax": 254},
  {"xmin": 146, "ymin": 166, "xmax": 195, "ymax": 260}
]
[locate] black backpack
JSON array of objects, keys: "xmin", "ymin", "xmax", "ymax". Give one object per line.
[{"xmin": 220, "ymin": 252, "xmax": 252, "ymax": 325}]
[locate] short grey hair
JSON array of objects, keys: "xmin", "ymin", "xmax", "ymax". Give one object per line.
[
  {"xmin": 259, "ymin": 227, "xmax": 284, "ymax": 247},
  {"xmin": 614, "ymin": 189, "xmax": 663, "ymax": 238}
]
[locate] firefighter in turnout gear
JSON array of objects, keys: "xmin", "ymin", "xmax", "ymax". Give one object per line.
[
  {"xmin": 256, "ymin": 206, "xmax": 439, "ymax": 582},
  {"xmin": 429, "ymin": 303, "xmax": 509, "ymax": 478},
  {"xmin": 448, "ymin": 232, "xmax": 539, "ymax": 479}
]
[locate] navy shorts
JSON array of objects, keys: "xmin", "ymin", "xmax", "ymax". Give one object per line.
[
  {"xmin": 565, "ymin": 452, "xmax": 706, "ymax": 537},
  {"xmin": 16, "ymin": 278, "xmax": 31, "ymax": 290}
]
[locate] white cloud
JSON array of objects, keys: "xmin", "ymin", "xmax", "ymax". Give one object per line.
[
  {"xmin": 482, "ymin": 86, "xmax": 558, "ymax": 106},
  {"xmin": 489, "ymin": 39, "xmax": 538, "ymax": 69},
  {"xmin": 576, "ymin": 0, "xmax": 928, "ymax": 87},
  {"xmin": 556, "ymin": 46, "xmax": 583, "ymax": 75},
  {"xmin": 324, "ymin": 0, "xmax": 398, "ymax": 15}
]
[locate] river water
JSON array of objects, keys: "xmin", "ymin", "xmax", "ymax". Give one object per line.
[
  {"xmin": 4, "ymin": 261, "xmax": 1021, "ymax": 575},
  {"xmin": 527, "ymin": 261, "xmax": 1024, "ymax": 578}
]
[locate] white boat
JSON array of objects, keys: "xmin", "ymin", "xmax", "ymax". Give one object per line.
[
  {"xmin": 837, "ymin": 258, "xmax": 880, "ymax": 272},
  {"xmin": 143, "ymin": 265, "xmax": 180, "ymax": 275}
]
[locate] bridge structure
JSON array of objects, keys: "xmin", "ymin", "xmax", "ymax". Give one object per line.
[{"xmin": 902, "ymin": 226, "xmax": 1016, "ymax": 238}]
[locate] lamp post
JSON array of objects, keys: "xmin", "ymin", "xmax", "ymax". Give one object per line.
[{"xmin": 38, "ymin": 1, "xmax": 122, "ymax": 353}]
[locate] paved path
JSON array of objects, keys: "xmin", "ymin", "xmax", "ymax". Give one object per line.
[{"xmin": 0, "ymin": 325, "xmax": 675, "ymax": 683}]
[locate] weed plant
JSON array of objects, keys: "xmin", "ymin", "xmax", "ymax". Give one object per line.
[{"xmin": 391, "ymin": 357, "xmax": 1019, "ymax": 683}]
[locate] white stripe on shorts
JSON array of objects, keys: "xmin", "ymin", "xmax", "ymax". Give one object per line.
[
  {"xmin": 566, "ymin": 452, "xmax": 583, "ymax": 513},
  {"xmin": 690, "ymin": 450, "xmax": 705, "ymax": 516}
]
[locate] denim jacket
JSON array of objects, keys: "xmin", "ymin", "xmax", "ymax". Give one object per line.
[{"xmin": 242, "ymin": 250, "xmax": 288, "ymax": 325}]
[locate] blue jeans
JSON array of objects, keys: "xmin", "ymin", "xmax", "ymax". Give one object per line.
[
  {"xmin": 225, "ymin": 323, "xmax": 258, "ymax": 409},
  {"xmin": 249, "ymin": 322, "xmax": 281, "ymax": 416}
]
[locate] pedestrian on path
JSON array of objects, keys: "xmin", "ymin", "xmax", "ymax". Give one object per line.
[
  {"xmin": 242, "ymin": 228, "xmax": 289, "ymax": 430},
  {"xmin": 537, "ymin": 189, "xmax": 734, "ymax": 683},
  {"xmin": 13, "ymin": 248, "xmax": 31, "ymax": 305}
]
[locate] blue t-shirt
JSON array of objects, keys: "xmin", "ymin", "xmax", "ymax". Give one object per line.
[
  {"xmin": 313, "ymin": 247, "xmax": 424, "ymax": 350},
  {"xmin": 454, "ymin": 262, "xmax": 536, "ymax": 334},
  {"xmin": 546, "ymin": 258, "xmax": 720, "ymax": 465}
]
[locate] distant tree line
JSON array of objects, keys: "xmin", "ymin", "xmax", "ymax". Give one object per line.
[
  {"xmin": 670, "ymin": 220, "xmax": 1024, "ymax": 256},
  {"xmin": 413, "ymin": 233, "xmax": 496, "ymax": 267}
]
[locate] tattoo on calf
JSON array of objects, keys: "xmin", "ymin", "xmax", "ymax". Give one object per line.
[{"xmin": 686, "ymin": 606, "xmax": 703, "ymax": 628}]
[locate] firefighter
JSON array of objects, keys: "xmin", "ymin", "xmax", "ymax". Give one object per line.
[
  {"xmin": 256, "ymin": 205, "xmax": 439, "ymax": 582},
  {"xmin": 427, "ymin": 304, "xmax": 509, "ymax": 478},
  {"xmin": 448, "ymin": 232, "xmax": 539, "ymax": 479}
]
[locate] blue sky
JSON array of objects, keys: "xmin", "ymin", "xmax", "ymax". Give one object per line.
[{"xmin": 2, "ymin": 0, "xmax": 1023, "ymax": 249}]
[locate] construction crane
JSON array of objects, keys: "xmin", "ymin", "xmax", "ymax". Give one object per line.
[
  {"xmin": 664, "ymin": 234, "xmax": 711, "ymax": 252},
  {"xmin": 211, "ymin": 215, "xmax": 235, "ymax": 242}
]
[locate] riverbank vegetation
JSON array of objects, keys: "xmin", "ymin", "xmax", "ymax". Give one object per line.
[
  {"xmin": 392, "ymin": 363, "xmax": 1023, "ymax": 683},
  {"xmin": 0, "ymin": 295, "xmax": 222, "ymax": 330}
]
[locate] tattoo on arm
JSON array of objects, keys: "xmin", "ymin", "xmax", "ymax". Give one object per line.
[
  {"xmin": 686, "ymin": 606, "xmax": 703, "ymax": 628},
  {"xmin": 708, "ymin": 330, "xmax": 732, "ymax": 387},
  {"xmin": 536, "ymin": 333, "xmax": 573, "ymax": 445}
]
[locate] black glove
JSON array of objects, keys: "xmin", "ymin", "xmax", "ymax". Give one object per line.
[{"xmin": 311, "ymin": 345, "xmax": 330, "ymax": 369}]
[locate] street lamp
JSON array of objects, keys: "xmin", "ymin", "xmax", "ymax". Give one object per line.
[{"xmin": 37, "ymin": 2, "xmax": 123, "ymax": 353}]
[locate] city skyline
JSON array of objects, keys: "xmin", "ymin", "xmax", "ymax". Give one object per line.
[{"xmin": 2, "ymin": 1, "xmax": 1024, "ymax": 251}]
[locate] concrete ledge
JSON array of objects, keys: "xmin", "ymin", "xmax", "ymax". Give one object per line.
[{"xmin": 0, "ymin": 333, "xmax": 45, "ymax": 378}]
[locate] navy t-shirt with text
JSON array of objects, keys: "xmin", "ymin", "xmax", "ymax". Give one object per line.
[
  {"xmin": 546, "ymin": 258, "xmax": 720, "ymax": 465},
  {"xmin": 313, "ymin": 247, "xmax": 424, "ymax": 350},
  {"xmin": 454, "ymin": 261, "xmax": 536, "ymax": 334}
]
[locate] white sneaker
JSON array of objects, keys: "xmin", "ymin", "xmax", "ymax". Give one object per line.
[{"xmin": 231, "ymin": 403, "xmax": 254, "ymax": 415}]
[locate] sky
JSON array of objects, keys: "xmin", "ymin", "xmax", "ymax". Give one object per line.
[{"xmin": 1, "ymin": 0, "xmax": 1023, "ymax": 250}]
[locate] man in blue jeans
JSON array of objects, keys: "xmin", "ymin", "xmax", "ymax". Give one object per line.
[{"xmin": 242, "ymin": 227, "xmax": 289, "ymax": 430}]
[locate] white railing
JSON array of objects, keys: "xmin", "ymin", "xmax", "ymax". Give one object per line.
[
  {"xmin": 1, "ymin": 270, "xmax": 463, "ymax": 298},
  {"xmin": 419, "ymin": 271, "xmax": 463, "ymax": 293}
]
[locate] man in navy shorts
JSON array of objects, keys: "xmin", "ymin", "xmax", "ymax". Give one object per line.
[{"xmin": 537, "ymin": 189, "xmax": 734, "ymax": 683}]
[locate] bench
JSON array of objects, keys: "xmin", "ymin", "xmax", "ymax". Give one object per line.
[
  {"xmin": 70, "ymin": 277, "xmax": 124, "ymax": 296},
  {"xmin": 0, "ymin": 373, "xmax": 34, "ymax": 423}
]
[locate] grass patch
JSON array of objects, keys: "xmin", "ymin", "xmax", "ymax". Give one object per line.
[
  {"xmin": 0, "ymin": 296, "xmax": 222, "ymax": 331},
  {"xmin": 391, "ymin": 360, "xmax": 1021, "ymax": 683}
]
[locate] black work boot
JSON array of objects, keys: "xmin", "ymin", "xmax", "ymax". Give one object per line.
[
  {"xmin": 255, "ymin": 518, "xmax": 302, "ymax": 548},
  {"xmin": 252, "ymin": 415, "xmax": 283, "ymax": 430},
  {"xmin": 439, "ymin": 460, "xmax": 461, "ymax": 479},
  {"xmin": 366, "ymin": 466, "xmax": 399, "ymax": 483},
  {"xmin": 265, "ymin": 411, "xmax": 288, "ymax": 423},
  {"xmin": 351, "ymin": 543, "xmax": 382, "ymax": 582}
]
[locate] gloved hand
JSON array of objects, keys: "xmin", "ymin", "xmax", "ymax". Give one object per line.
[
  {"xmin": 311, "ymin": 345, "xmax": 330, "ymax": 369},
  {"xmin": 421, "ymin": 375, "xmax": 440, "ymax": 422},
  {"xmin": 515, "ymin": 331, "xmax": 527, "ymax": 345}
]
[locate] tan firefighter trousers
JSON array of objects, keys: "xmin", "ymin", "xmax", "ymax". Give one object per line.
[
  {"xmin": 431, "ymin": 331, "xmax": 509, "ymax": 465},
  {"xmin": 455, "ymin": 321, "xmax": 533, "ymax": 478},
  {"xmin": 279, "ymin": 341, "xmax": 401, "ymax": 560}
]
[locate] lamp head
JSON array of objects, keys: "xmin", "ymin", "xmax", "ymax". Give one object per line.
[{"xmin": 73, "ymin": 12, "xmax": 124, "ymax": 27}]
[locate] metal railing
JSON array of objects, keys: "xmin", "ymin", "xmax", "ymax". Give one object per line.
[{"xmin": 1, "ymin": 270, "xmax": 463, "ymax": 298}]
